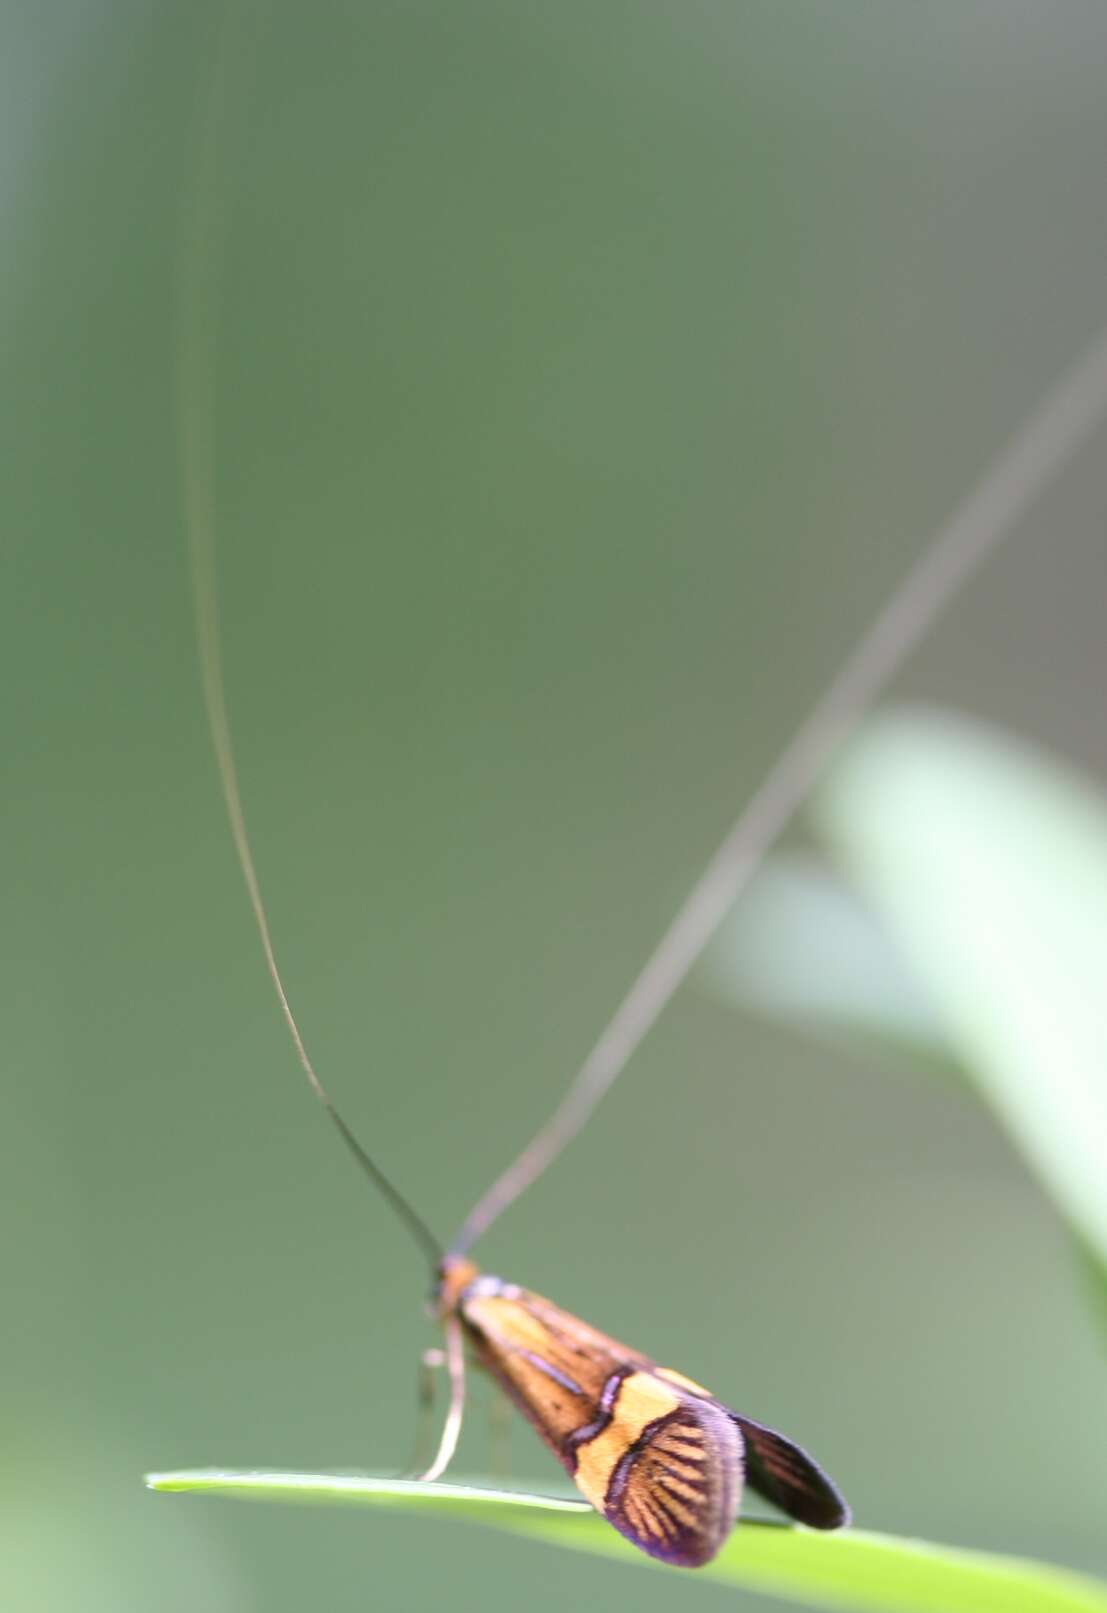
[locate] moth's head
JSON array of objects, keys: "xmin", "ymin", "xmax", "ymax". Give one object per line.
[{"xmin": 430, "ymin": 1254, "xmax": 480, "ymax": 1320}]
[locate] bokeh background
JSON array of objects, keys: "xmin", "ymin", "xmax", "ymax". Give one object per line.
[{"xmin": 5, "ymin": 3, "xmax": 1107, "ymax": 1610}]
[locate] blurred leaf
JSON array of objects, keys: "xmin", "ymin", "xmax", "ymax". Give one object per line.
[
  {"xmin": 147, "ymin": 1471, "xmax": 1107, "ymax": 1613},
  {"xmin": 817, "ymin": 708, "xmax": 1107, "ymax": 1268},
  {"xmin": 700, "ymin": 855, "xmax": 954, "ymax": 1065}
]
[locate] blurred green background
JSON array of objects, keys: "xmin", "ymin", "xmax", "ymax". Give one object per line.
[{"xmin": 4, "ymin": 3, "xmax": 1107, "ymax": 1609}]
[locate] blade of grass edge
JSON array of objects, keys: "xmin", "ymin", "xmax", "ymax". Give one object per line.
[{"xmin": 146, "ymin": 1472, "xmax": 1107, "ymax": 1613}]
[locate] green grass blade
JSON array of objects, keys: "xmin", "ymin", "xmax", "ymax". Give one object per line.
[
  {"xmin": 817, "ymin": 707, "xmax": 1107, "ymax": 1268},
  {"xmin": 146, "ymin": 1471, "xmax": 1107, "ymax": 1613}
]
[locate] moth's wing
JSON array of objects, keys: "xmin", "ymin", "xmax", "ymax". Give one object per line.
[
  {"xmin": 731, "ymin": 1412, "xmax": 850, "ymax": 1529},
  {"xmin": 584, "ymin": 1380, "xmax": 744, "ymax": 1568},
  {"xmin": 458, "ymin": 1282, "xmax": 744, "ymax": 1566},
  {"xmin": 457, "ymin": 1282, "xmax": 646, "ymax": 1468}
]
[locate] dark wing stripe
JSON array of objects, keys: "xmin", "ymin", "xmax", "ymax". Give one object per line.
[
  {"xmin": 644, "ymin": 1499, "xmax": 675, "ymax": 1540},
  {"xmin": 625, "ymin": 1489, "xmax": 671, "ymax": 1542},
  {"xmin": 599, "ymin": 1371, "xmax": 627, "ymax": 1412},
  {"xmin": 660, "ymin": 1473, "xmax": 704, "ymax": 1503},
  {"xmin": 652, "ymin": 1488, "xmax": 698, "ymax": 1530},
  {"xmin": 517, "ymin": 1349, "xmax": 584, "ymax": 1396},
  {"xmin": 664, "ymin": 1445, "xmax": 706, "ymax": 1471},
  {"xmin": 564, "ymin": 1368, "xmax": 632, "ymax": 1461}
]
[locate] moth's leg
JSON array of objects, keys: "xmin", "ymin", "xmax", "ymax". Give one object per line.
[
  {"xmin": 399, "ymin": 1346, "xmax": 446, "ymax": 1478},
  {"xmin": 418, "ymin": 1312, "xmax": 467, "ymax": 1482}
]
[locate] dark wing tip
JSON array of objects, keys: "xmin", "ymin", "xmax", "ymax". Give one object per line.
[{"xmin": 733, "ymin": 1414, "xmax": 850, "ymax": 1530}]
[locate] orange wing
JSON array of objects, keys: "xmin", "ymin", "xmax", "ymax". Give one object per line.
[
  {"xmin": 455, "ymin": 1271, "xmax": 848, "ymax": 1565},
  {"xmin": 457, "ymin": 1276, "xmax": 743, "ymax": 1566}
]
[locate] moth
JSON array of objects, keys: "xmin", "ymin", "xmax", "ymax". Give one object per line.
[
  {"xmin": 188, "ymin": 591, "xmax": 850, "ymax": 1566},
  {"xmin": 191, "ymin": 672, "xmax": 849, "ymax": 1572},
  {"xmin": 187, "ymin": 511, "xmax": 849, "ymax": 1572},
  {"xmin": 188, "ymin": 594, "xmax": 853, "ymax": 1567},
  {"xmin": 432, "ymin": 1257, "xmax": 848, "ymax": 1566}
]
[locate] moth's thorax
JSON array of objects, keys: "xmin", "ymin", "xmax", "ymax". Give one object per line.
[{"xmin": 433, "ymin": 1255, "xmax": 480, "ymax": 1320}]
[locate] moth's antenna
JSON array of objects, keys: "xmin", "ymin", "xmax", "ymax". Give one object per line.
[
  {"xmin": 176, "ymin": 2, "xmax": 442, "ymax": 1273},
  {"xmin": 452, "ymin": 318, "xmax": 1107, "ymax": 1256}
]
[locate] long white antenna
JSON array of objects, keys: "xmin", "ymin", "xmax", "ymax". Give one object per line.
[
  {"xmin": 453, "ymin": 319, "xmax": 1107, "ymax": 1254},
  {"xmin": 177, "ymin": 11, "xmax": 1107, "ymax": 1268}
]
